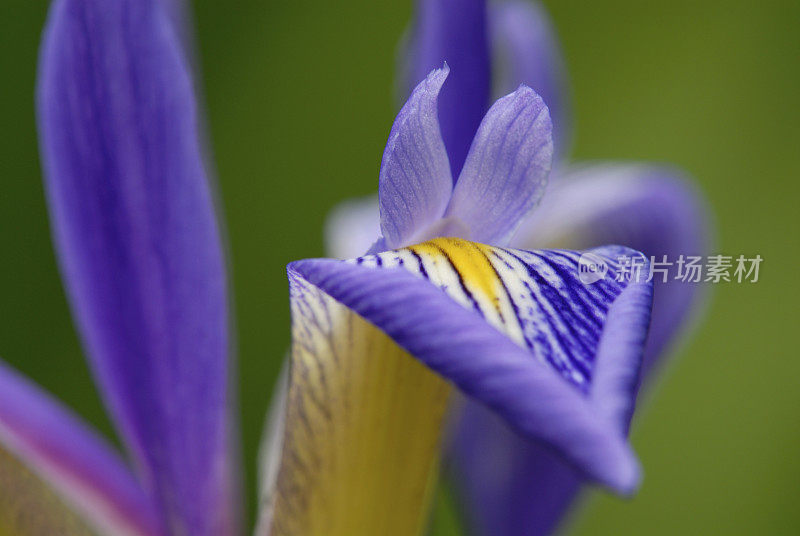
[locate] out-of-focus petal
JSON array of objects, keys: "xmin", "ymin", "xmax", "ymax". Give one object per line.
[
  {"xmin": 406, "ymin": 0, "xmax": 490, "ymax": 177},
  {"xmin": 490, "ymin": 0, "xmax": 570, "ymax": 159},
  {"xmin": 289, "ymin": 239, "xmax": 651, "ymax": 493},
  {"xmin": 450, "ymin": 400, "xmax": 583, "ymax": 536},
  {"xmin": 446, "ymin": 87, "xmax": 553, "ymax": 244},
  {"xmin": 0, "ymin": 447, "xmax": 96, "ymax": 536},
  {"xmin": 450, "ymin": 164, "xmax": 710, "ymax": 536},
  {"xmin": 380, "ymin": 67, "xmax": 454, "ymax": 249},
  {"xmin": 0, "ymin": 361, "xmax": 163, "ymax": 536},
  {"xmin": 37, "ymin": 1, "xmax": 234, "ymax": 534},
  {"xmin": 324, "ymin": 194, "xmax": 380, "ymax": 259},
  {"xmin": 159, "ymin": 0, "xmax": 194, "ymax": 59},
  {"xmin": 255, "ymin": 363, "xmax": 289, "ymax": 536}
]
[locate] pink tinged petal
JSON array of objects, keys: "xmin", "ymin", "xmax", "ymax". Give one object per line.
[
  {"xmin": 446, "ymin": 86, "xmax": 554, "ymax": 245},
  {"xmin": 36, "ymin": 1, "xmax": 235, "ymax": 534},
  {"xmin": 0, "ymin": 360, "xmax": 163, "ymax": 536},
  {"xmin": 0, "ymin": 447, "xmax": 96, "ymax": 535},
  {"xmin": 406, "ymin": 0, "xmax": 491, "ymax": 177},
  {"xmin": 379, "ymin": 66, "xmax": 454, "ymax": 249},
  {"xmin": 490, "ymin": 0, "xmax": 571, "ymax": 159},
  {"xmin": 290, "ymin": 239, "xmax": 654, "ymax": 493}
]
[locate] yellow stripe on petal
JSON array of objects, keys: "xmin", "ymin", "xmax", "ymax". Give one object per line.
[
  {"xmin": 0, "ymin": 447, "xmax": 95, "ymax": 536},
  {"xmin": 409, "ymin": 238, "xmax": 500, "ymax": 308},
  {"xmin": 365, "ymin": 238, "xmax": 528, "ymax": 349},
  {"xmin": 267, "ymin": 276, "xmax": 451, "ymax": 536}
]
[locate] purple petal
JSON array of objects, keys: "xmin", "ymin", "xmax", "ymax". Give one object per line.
[
  {"xmin": 0, "ymin": 360, "xmax": 163, "ymax": 536},
  {"xmin": 446, "ymin": 86, "xmax": 554, "ymax": 244},
  {"xmin": 450, "ymin": 401, "xmax": 583, "ymax": 536},
  {"xmin": 490, "ymin": 0, "xmax": 571, "ymax": 159},
  {"xmin": 406, "ymin": 0, "xmax": 491, "ymax": 177},
  {"xmin": 450, "ymin": 164, "xmax": 710, "ymax": 535},
  {"xmin": 290, "ymin": 239, "xmax": 654, "ymax": 492},
  {"xmin": 380, "ymin": 67, "xmax": 454, "ymax": 248},
  {"xmin": 159, "ymin": 0, "xmax": 195, "ymax": 58},
  {"xmin": 37, "ymin": 1, "xmax": 234, "ymax": 534},
  {"xmin": 517, "ymin": 164, "xmax": 711, "ymax": 375}
]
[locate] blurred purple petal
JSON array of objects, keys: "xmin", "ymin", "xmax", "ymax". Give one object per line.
[
  {"xmin": 37, "ymin": 1, "xmax": 234, "ymax": 534},
  {"xmin": 451, "ymin": 401, "xmax": 582, "ymax": 536},
  {"xmin": 490, "ymin": 0, "xmax": 571, "ymax": 159},
  {"xmin": 0, "ymin": 360, "xmax": 163, "ymax": 536},
  {"xmin": 407, "ymin": 0, "xmax": 491, "ymax": 176},
  {"xmin": 380, "ymin": 67, "xmax": 453, "ymax": 248},
  {"xmin": 451, "ymin": 164, "xmax": 710, "ymax": 535},
  {"xmin": 290, "ymin": 239, "xmax": 653, "ymax": 492},
  {"xmin": 446, "ymin": 86, "xmax": 553, "ymax": 244}
]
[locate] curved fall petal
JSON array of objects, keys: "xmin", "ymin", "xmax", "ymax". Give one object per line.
[
  {"xmin": 446, "ymin": 86, "xmax": 553, "ymax": 244},
  {"xmin": 0, "ymin": 360, "xmax": 163, "ymax": 536},
  {"xmin": 380, "ymin": 66, "xmax": 454, "ymax": 249},
  {"xmin": 490, "ymin": 0, "xmax": 570, "ymax": 159},
  {"xmin": 36, "ymin": 1, "xmax": 234, "ymax": 534},
  {"xmin": 285, "ymin": 239, "xmax": 651, "ymax": 494},
  {"xmin": 406, "ymin": 0, "xmax": 491, "ymax": 177},
  {"xmin": 451, "ymin": 164, "xmax": 710, "ymax": 536}
]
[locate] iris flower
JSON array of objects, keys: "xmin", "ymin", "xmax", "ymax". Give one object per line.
[
  {"xmin": 324, "ymin": 1, "xmax": 710, "ymax": 535},
  {"xmin": 0, "ymin": 0, "xmax": 236, "ymax": 534},
  {"xmin": 260, "ymin": 28, "xmax": 661, "ymax": 536}
]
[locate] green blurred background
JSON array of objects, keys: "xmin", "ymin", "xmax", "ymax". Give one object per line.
[{"xmin": 1, "ymin": 0, "xmax": 798, "ymax": 534}]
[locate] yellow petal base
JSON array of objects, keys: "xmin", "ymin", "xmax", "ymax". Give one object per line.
[{"xmin": 268, "ymin": 276, "xmax": 451, "ymax": 536}]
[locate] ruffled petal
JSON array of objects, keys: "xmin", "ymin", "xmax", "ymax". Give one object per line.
[
  {"xmin": 0, "ymin": 360, "xmax": 163, "ymax": 536},
  {"xmin": 37, "ymin": 1, "xmax": 234, "ymax": 533},
  {"xmin": 380, "ymin": 67, "xmax": 454, "ymax": 248},
  {"xmin": 490, "ymin": 0, "xmax": 570, "ymax": 158},
  {"xmin": 405, "ymin": 0, "xmax": 491, "ymax": 176},
  {"xmin": 446, "ymin": 87, "xmax": 553, "ymax": 244},
  {"xmin": 450, "ymin": 164, "xmax": 710, "ymax": 535}
]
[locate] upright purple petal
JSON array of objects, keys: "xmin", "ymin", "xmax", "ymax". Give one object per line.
[
  {"xmin": 0, "ymin": 360, "xmax": 163, "ymax": 536},
  {"xmin": 380, "ymin": 67, "xmax": 453, "ymax": 248},
  {"xmin": 450, "ymin": 164, "xmax": 710, "ymax": 536},
  {"xmin": 407, "ymin": 0, "xmax": 491, "ymax": 177},
  {"xmin": 490, "ymin": 0, "xmax": 571, "ymax": 159},
  {"xmin": 37, "ymin": 1, "xmax": 234, "ymax": 534},
  {"xmin": 446, "ymin": 86, "xmax": 553, "ymax": 244}
]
